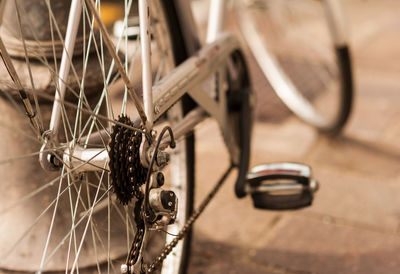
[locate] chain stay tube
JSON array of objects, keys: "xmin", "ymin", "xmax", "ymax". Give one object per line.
[{"xmin": 152, "ymin": 32, "xmax": 240, "ymax": 122}]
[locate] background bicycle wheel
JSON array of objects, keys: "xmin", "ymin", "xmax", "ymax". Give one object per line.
[{"xmin": 238, "ymin": 0, "xmax": 353, "ymax": 134}]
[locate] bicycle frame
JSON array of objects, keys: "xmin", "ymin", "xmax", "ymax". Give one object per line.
[
  {"xmin": 40, "ymin": 0, "xmax": 349, "ymax": 172},
  {"xmin": 50, "ymin": 0, "xmax": 239, "ymax": 172}
]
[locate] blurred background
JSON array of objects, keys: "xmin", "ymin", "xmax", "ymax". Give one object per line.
[{"xmin": 188, "ymin": 0, "xmax": 400, "ymax": 273}]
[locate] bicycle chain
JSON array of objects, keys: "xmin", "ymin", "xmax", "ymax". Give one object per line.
[
  {"xmin": 108, "ymin": 115, "xmax": 150, "ymax": 272},
  {"xmin": 125, "ymin": 196, "xmax": 145, "ymax": 272},
  {"xmin": 146, "ymin": 165, "xmax": 234, "ymax": 273},
  {"xmin": 109, "ymin": 116, "xmax": 234, "ymax": 273}
]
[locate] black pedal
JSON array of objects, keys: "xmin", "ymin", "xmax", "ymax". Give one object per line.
[{"xmin": 246, "ymin": 163, "xmax": 318, "ymax": 210}]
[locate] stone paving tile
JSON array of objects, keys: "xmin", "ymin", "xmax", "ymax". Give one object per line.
[
  {"xmin": 345, "ymin": 72, "xmax": 400, "ymax": 144},
  {"xmin": 189, "ymin": 233, "xmax": 311, "ymax": 274},
  {"xmin": 381, "ymin": 111, "xmax": 400, "ymax": 152},
  {"xmin": 194, "ymin": 120, "xmax": 284, "ymax": 248},
  {"xmin": 344, "ymin": 0, "xmax": 400, "ymax": 45},
  {"xmin": 306, "ymin": 135, "xmax": 400, "ymax": 183},
  {"xmin": 302, "ymin": 164, "xmax": 400, "ymax": 233},
  {"xmin": 252, "ymin": 216, "xmax": 400, "ymax": 274},
  {"xmin": 250, "ymin": 119, "xmax": 317, "ymax": 162},
  {"xmin": 349, "ymin": 1, "xmax": 400, "ymax": 73}
]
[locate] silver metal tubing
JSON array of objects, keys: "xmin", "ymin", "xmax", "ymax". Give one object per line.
[
  {"xmin": 139, "ymin": 0, "xmax": 154, "ymax": 126},
  {"xmin": 49, "ymin": 0, "xmax": 82, "ymax": 137},
  {"xmin": 152, "ymin": 32, "xmax": 240, "ymax": 122},
  {"xmin": 323, "ymin": 0, "xmax": 348, "ymax": 47},
  {"xmin": 68, "ymin": 108, "xmax": 207, "ymax": 173},
  {"xmin": 159, "ymin": 107, "xmax": 207, "ymax": 150},
  {"xmin": 80, "ymin": 33, "xmax": 240, "ymax": 146},
  {"xmin": 64, "ymin": 146, "xmax": 109, "ymax": 172},
  {"xmin": 206, "ymin": 0, "xmax": 226, "ymax": 43},
  {"xmin": 72, "ymin": 33, "xmax": 241, "ymax": 173},
  {"xmin": 81, "ymin": 127, "xmax": 111, "ymax": 145}
]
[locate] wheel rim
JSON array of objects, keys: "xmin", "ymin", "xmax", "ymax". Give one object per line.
[{"xmin": 239, "ymin": 0, "xmax": 350, "ymax": 131}]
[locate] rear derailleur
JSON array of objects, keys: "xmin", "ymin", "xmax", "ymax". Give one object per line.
[{"xmin": 108, "ymin": 116, "xmax": 178, "ymax": 273}]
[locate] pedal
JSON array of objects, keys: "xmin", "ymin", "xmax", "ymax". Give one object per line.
[{"xmin": 246, "ymin": 163, "xmax": 319, "ymax": 210}]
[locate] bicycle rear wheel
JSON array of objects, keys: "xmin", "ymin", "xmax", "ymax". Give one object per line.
[
  {"xmin": 239, "ymin": 0, "xmax": 353, "ymax": 134},
  {"xmin": 0, "ymin": 0, "xmax": 193, "ymax": 273}
]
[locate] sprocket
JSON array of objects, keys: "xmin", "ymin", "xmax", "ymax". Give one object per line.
[{"xmin": 108, "ymin": 115, "xmax": 148, "ymax": 205}]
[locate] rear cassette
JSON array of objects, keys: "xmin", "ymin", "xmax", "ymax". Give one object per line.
[{"xmin": 108, "ymin": 115, "xmax": 148, "ymax": 205}]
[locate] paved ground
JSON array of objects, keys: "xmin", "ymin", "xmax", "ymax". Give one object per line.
[{"xmin": 187, "ymin": 1, "xmax": 400, "ymax": 273}]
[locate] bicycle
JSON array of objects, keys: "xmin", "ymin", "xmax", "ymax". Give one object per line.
[{"xmin": 0, "ymin": 0, "xmax": 352, "ymax": 273}]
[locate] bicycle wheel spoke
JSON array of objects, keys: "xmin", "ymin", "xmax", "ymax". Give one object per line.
[
  {"xmin": 16, "ymin": 1, "xmax": 82, "ymax": 99},
  {"xmin": 79, "ymin": 172, "xmax": 105, "ymax": 274},
  {"xmin": 0, "ymin": 118, "xmax": 43, "ymax": 145},
  {"xmin": 84, "ymin": 0, "xmax": 148, "ymax": 128},
  {"xmin": 15, "ymin": 1, "xmax": 113, "ymax": 140},
  {"xmin": 66, "ymin": 178, "xmax": 82, "ymax": 274},
  {"xmin": 107, "ymin": 174, "xmax": 111, "ymax": 274},
  {"xmin": 0, "ymin": 148, "xmax": 108, "ymax": 219},
  {"xmin": 38, "ymin": 165, "xmax": 67, "ymax": 271},
  {"xmin": 0, "ymin": 176, "xmax": 80, "ymax": 264},
  {"xmin": 12, "ymin": 86, "xmax": 143, "ymax": 134},
  {"xmin": 1, "ymin": 0, "xmax": 196, "ymax": 272},
  {"xmin": 0, "ymin": 147, "xmax": 63, "ymax": 165},
  {"xmin": 0, "ymin": 87, "xmax": 41, "ymax": 138},
  {"xmin": 14, "ymin": 2, "xmax": 44, "ymax": 132},
  {"xmin": 41, "ymin": 186, "xmax": 112, "ymax": 270}
]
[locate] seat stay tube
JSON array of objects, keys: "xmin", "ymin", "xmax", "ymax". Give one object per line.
[
  {"xmin": 48, "ymin": 0, "xmax": 82, "ymax": 138},
  {"xmin": 139, "ymin": 0, "xmax": 154, "ymax": 127}
]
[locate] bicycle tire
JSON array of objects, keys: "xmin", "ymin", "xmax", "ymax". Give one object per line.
[
  {"xmin": 239, "ymin": 0, "xmax": 353, "ymax": 135},
  {"xmin": 0, "ymin": 0, "xmax": 193, "ymax": 273},
  {"xmin": 157, "ymin": 1, "xmax": 195, "ymax": 273}
]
